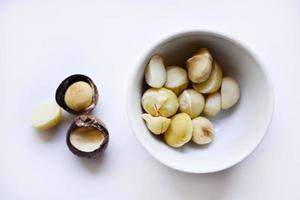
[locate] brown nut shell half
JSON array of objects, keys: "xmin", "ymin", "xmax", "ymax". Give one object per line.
[
  {"xmin": 66, "ymin": 115, "xmax": 109, "ymax": 159},
  {"xmin": 55, "ymin": 74, "xmax": 98, "ymax": 115}
]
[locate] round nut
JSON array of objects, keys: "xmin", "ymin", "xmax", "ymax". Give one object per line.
[
  {"xmin": 29, "ymin": 101, "xmax": 62, "ymax": 130},
  {"xmin": 178, "ymin": 89, "xmax": 205, "ymax": 119},
  {"xmin": 164, "ymin": 113, "xmax": 193, "ymax": 148},
  {"xmin": 192, "ymin": 61, "xmax": 223, "ymax": 94},
  {"xmin": 164, "ymin": 66, "xmax": 189, "ymax": 95},
  {"xmin": 64, "ymin": 81, "xmax": 93, "ymax": 112},
  {"xmin": 192, "ymin": 117, "xmax": 214, "ymax": 145},
  {"xmin": 203, "ymin": 92, "xmax": 221, "ymax": 117},
  {"xmin": 141, "ymin": 88, "xmax": 179, "ymax": 117},
  {"xmin": 187, "ymin": 48, "xmax": 213, "ymax": 83},
  {"xmin": 221, "ymin": 77, "xmax": 240, "ymax": 109},
  {"xmin": 145, "ymin": 55, "xmax": 167, "ymax": 88}
]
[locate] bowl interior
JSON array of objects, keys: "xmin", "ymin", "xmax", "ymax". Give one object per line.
[{"xmin": 128, "ymin": 32, "xmax": 273, "ymax": 173}]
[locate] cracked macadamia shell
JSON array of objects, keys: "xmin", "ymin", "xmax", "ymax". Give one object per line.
[
  {"xmin": 56, "ymin": 74, "xmax": 98, "ymax": 115},
  {"xmin": 67, "ymin": 115, "xmax": 109, "ymax": 159}
]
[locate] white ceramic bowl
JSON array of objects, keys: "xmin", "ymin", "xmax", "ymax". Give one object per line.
[{"xmin": 127, "ymin": 31, "xmax": 274, "ymax": 173}]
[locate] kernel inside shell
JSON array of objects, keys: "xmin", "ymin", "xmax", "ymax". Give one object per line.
[
  {"xmin": 55, "ymin": 74, "xmax": 98, "ymax": 115},
  {"xmin": 64, "ymin": 81, "xmax": 93, "ymax": 112}
]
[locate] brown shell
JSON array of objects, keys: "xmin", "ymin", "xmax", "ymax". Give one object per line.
[
  {"xmin": 55, "ymin": 74, "xmax": 98, "ymax": 115},
  {"xmin": 66, "ymin": 115, "xmax": 109, "ymax": 159}
]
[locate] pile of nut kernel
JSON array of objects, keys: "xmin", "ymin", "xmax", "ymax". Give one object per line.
[{"xmin": 141, "ymin": 48, "xmax": 240, "ymax": 147}]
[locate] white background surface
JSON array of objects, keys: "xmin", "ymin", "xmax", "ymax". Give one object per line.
[{"xmin": 0, "ymin": 0, "xmax": 299, "ymax": 199}]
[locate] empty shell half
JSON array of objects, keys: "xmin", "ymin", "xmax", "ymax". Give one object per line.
[{"xmin": 66, "ymin": 115, "xmax": 109, "ymax": 159}]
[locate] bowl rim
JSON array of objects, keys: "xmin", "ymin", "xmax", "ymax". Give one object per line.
[{"xmin": 126, "ymin": 30, "xmax": 275, "ymax": 173}]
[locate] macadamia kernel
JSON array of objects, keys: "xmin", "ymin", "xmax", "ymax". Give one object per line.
[{"xmin": 64, "ymin": 81, "xmax": 93, "ymax": 112}]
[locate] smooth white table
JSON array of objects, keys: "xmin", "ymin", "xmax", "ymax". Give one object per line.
[{"xmin": 0, "ymin": 0, "xmax": 299, "ymax": 199}]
